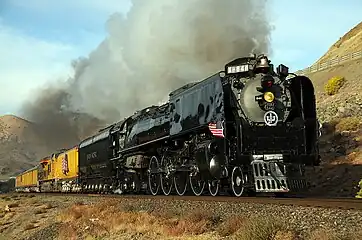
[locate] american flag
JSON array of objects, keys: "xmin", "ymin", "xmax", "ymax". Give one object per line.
[
  {"xmin": 62, "ymin": 154, "xmax": 69, "ymax": 175},
  {"xmin": 208, "ymin": 122, "xmax": 225, "ymax": 138}
]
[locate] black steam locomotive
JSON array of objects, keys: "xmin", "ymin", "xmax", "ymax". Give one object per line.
[{"xmin": 77, "ymin": 54, "xmax": 320, "ymax": 197}]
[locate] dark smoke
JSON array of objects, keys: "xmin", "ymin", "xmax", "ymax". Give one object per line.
[{"xmin": 21, "ymin": 0, "xmax": 273, "ymax": 150}]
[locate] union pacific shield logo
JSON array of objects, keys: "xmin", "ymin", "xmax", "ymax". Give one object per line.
[{"xmin": 264, "ymin": 111, "xmax": 278, "ymax": 126}]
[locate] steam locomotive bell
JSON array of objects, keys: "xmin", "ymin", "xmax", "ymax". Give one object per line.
[{"xmin": 255, "ymin": 55, "xmax": 271, "ymax": 74}]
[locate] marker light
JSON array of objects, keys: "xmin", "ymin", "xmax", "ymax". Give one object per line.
[
  {"xmin": 263, "ymin": 92, "xmax": 275, "ymax": 102},
  {"xmin": 262, "ymin": 80, "xmax": 274, "ymax": 88}
]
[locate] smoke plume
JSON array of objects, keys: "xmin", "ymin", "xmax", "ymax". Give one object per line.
[{"xmin": 22, "ymin": 0, "xmax": 273, "ymax": 150}]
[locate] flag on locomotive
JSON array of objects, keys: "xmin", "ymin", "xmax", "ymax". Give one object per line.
[{"xmin": 208, "ymin": 121, "xmax": 225, "ymax": 138}]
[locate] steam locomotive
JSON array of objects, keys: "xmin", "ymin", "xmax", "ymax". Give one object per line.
[
  {"xmin": 76, "ymin": 54, "xmax": 320, "ymax": 197},
  {"xmin": 15, "ymin": 54, "xmax": 320, "ymax": 197}
]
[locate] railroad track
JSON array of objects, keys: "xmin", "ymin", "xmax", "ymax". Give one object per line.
[{"xmin": 9, "ymin": 192, "xmax": 362, "ymax": 211}]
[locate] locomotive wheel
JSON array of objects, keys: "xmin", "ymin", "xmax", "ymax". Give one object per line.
[
  {"xmin": 189, "ymin": 172, "xmax": 205, "ymax": 196},
  {"xmin": 174, "ymin": 171, "xmax": 188, "ymax": 196},
  {"xmin": 208, "ymin": 180, "xmax": 220, "ymax": 196},
  {"xmin": 231, "ymin": 166, "xmax": 245, "ymax": 197},
  {"xmin": 148, "ymin": 156, "xmax": 160, "ymax": 196},
  {"xmin": 160, "ymin": 156, "xmax": 173, "ymax": 196},
  {"xmin": 161, "ymin": 176, "xmax": 173, "ymax": 196}
]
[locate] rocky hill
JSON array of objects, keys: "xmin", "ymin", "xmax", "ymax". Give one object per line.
[
  {"xmin": 0, "ymin": 113, "xmax": 100, "ymax": 179},
  {"xmin": 303, "ymin": 21, "xmax": 362, "ymax": 197},
  {"xmin": 307, "ymin": 58, "xmax": 362, "ymax": 124},
  {"xmin": 0, "ymin": 115, "xmax": 50, "ymax": 179},
  {"xmin": 305, "ymin": 20, "xmax": 362, "ymax": 124},
  {"xmin": 317, "ymin": 21, "xmax": 362, "ymax": 63}
]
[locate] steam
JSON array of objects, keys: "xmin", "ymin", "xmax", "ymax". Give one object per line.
[{"xmin": 22, "ymin": 0, "xmax": 273, "ymax": 149}]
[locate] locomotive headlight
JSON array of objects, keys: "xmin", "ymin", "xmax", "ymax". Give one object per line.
[{"xmin": 263, "ymin": 92, "xmax": 275, "ymax": 102}]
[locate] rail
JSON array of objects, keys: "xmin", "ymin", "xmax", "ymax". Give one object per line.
[
  {"xmin": 10, "ymin": 192, "xmax": 362, "ymax": 210},
  {"xmin": 295, "ymin": 50, "xmax": 362, "ymax": 75}
]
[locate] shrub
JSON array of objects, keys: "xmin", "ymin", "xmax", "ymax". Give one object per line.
[
  {"xmin": 167, "ymin": 210, "xmax": 220, "ymax": 236},
  {"xmin": 324, "ymin": 76, "xmax": 346, "ymax": 95},
  {"xmin": 356, "ymin": 179, "xmax": 362, "ymax": 199},
  {"xmin": 335, "ymin": 117, "xmax": 362, "ymax": 132},
  {"xmin": 217, "ymin": 215, "xmax": 244, "ymax": 237},
  {"xmin": 7, "ymin": 202, "xmax": 19, "ymax": 208},
  {"xmin": 231, "ymin": 216, "xmax": 288, "ymax": 240},
  {"xmin": 24, "ymin": 223, "xmax": 37, "ymax": 230}
]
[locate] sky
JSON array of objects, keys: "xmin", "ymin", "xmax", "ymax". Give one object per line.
[{"xmin": 0, "ymin": 0, "xmax": 361, "ymax": 116}]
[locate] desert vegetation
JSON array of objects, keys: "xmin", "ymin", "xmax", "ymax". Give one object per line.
[
  {"xmin": 324, "ymin": 76, "xmax": 346, "ymax": 96},
  {"xmin": 53, "ymin": 199, "xmax": 362, "ymax": 240},
  {"xmin": 0, "ymin": 194, "xmax": 362, "ymax": 240},
  {"xmin": 356, "ymin": 180, "xmax": 362, "ymax": 198}
]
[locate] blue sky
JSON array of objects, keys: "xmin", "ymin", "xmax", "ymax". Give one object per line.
[{"xmin": 0, "ymin": 0, "xmax": 361, "ymax": 116}]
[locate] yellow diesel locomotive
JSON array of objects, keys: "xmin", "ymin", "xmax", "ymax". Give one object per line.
[
  {"xmin": 15, "ymin": 146, "xmax": 80, "ymax": 193},
  {"xmin": 15, "ymin": 166, "xmax": 39, "ymax": 192}
]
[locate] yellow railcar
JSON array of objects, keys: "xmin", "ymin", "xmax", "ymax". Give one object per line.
[
  {"xmin": 39, "ymin": 155, "xmax": 54, "ymax": 182},
  {"xmin": 15, "ymin": 166, "xmax": 39, "ymax": 192},
  {"xmin": 38, "ymin": 146, "xmax": 80, "ymax": 192},
  {"xmin": 53, "ymin": 146, "xmax": 79, "ymax": 180}
]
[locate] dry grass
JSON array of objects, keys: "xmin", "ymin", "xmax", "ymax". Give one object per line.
[
  {"xmin": 231, "ymin": 216, "xmax": 291, "ymax": 240},
  {"xmin": 56, "ymin": 200, "xmax": 302, "ymax": 240},
  {"xmin": 0, "ymin": 210, "xmax": 5, "ymax": 219},
  {"xmin": 335, "ymin": 117, "xmax": 362, "ymax": 132},
  {"xmin": 7, "ymin": 202, "xmax": 19, "ymax": 208},
  {"xmin": 165, "ymin": 210, "xmax": 220, "ymax": 236},
  {"xmin": 58, "ymin": 200, "xmax": 165, "ymax": 239},
  {"xmin": 24, "ymin": 223, "xmax": 38, "ymax": 231},
  {"xmin": 0, "ymin": 196, "xmax": 11, "ymax": 201},
  {"xmin": 1, "ymin": 196, "xmax": 361, "ymax": 240},
  {"xmin": 216, "ymin": 215, "xmax": 245, "ymax": 237},
  {"xmin": 307, "ymin": 228, "xmax": 344, "ymax": 240},
  {"xmin": 34, "ymin": 209, "xmax": 47, "ymax": 215}
]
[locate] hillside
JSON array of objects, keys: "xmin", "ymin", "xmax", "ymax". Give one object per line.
[
  {"xmin": 0, "ymin": 115, "xmax": 50, "ymax": 179},
  {"xmin": 306, "ymin": 58, "xmax": 362, "ymax": 123},
  {"xmin": 303, "ymin": 21, "xmax": 362, "ymax": 197},
  {"xmin": 304, "ymin": 21, "xmax": 362, "ymax": 134},
  {"xmin": 317, "ymin": 21, "xmax": 362, "ymax": 63}
]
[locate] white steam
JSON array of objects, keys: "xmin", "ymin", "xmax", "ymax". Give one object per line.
[
  {"xmin": 69, "ymin": 0, "xmax": 273, "ymax": 122},
  {"xmin": 22, "ymin": 0, "xmax": 273, "ymax": 148}
]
